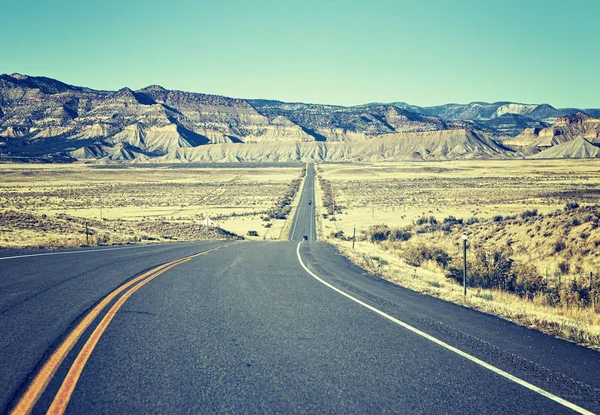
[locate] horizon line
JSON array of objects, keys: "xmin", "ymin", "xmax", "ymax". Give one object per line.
[{"xmin": 2, "ymin": 72, "xmax": 598, "ymax": 111}]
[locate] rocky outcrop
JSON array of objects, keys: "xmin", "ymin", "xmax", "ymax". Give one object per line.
[
  {"xmin": 474, "ymin": 113, "xmax": 549, "ymax": 138},
  {"xmin": 249, "ymin": 101, "xmax": 450, "ymax": 140},
  {"xmin": 1, "ymin": 73, "xmax": 597, "ymax": 162},
  {"xmin": 505, "ymin": 112, "xmax": 600, "ymax": 149},
  {"xmin": 0, "ymin": 73, "xmax": 321, "ymax": 159},
  {"xmin": 418, "ymin": 102, "xmax": 578, "ymax": 123},
  {"xmin": 529, "ymin": 136, "xmax": 600, "ymax": 159},
  {"xmin": 159, "ymin": 129, "xmax": 513, "ymax": 163},
  {"xmin": 250, "ymin": 101, "xmax": 595, "ymax": 140},
  {"xmin": 0, "ymin": 73, "xmax": 485, "ymax": 161},
  {"xmin": 69, "ymin": 143, "xmax": 143, "ymax": 161},
  {"xmin": 0, "ymin": 125, "xmax": 29, "ymax": 138}
]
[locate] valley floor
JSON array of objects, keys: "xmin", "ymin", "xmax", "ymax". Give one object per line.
[{"xmin": 0, "ymin": 163, "xmax": 304, "ymax": 248}]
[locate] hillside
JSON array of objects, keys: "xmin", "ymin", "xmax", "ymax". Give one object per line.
[
  {"xmin": 160, "ymin": 129, "xmax": 511, "ymax": 163},
  {"xmin": 250, "ymin": 101, "xmax": 558, "ymax": 140},
  {"xmin": 0, "ymin": 73, "xmax": 598, "ymax": 162},
  {"xmin": 0, "ymin": 74, "xmax": 317, "ymax": 157},
  {"xmin": 248, "ymin": 101, "xmax": 457, "ymax": 139},
  {"xmin": 473, "ymin": 113, "xmax": 549, "ymax": 138},
  {"xmin": 416, "ymin": 102, "xmax": 580, "ymax": 123},
  {"xmin": 529, "ymin": 136, "xmax": 600, "ymax": 159},
  {"xmin": 505, "ymin": 112, "xmax": 600, "ymax": 151}
]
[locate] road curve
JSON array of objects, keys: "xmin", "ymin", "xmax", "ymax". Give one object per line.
[{"xmin": 0, "ymin": 167, "xmax": 599, "ymax": 414}]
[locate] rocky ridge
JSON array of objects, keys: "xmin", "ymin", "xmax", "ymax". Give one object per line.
[
  {"xmin": 0, "ymin": 73, "xmax": 599, "ymax": 162},
  {"xmin": 505, "ymin": 112, "xmax": 600, "ymax": 149},
  {"xmin": 158, "ymin": 130, "xmax": 510, "ymax": 163}
]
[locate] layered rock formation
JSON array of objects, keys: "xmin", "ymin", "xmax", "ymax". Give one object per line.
[
  {"xmin": 0, "ymin": 74, "xmax": 315, "ymax": 154},
  {"xmin": 529, "ymin": 137, "xmax": 600, "ymax": 159},
  {"xmin": 505, "ymin": 113, "xmax": 600, "ymax": 149},
  {"xmin": 473, "ymin": 114, "xmax": 549, "ymax": 138},
  {"xmin": 160, "ymin": 129, "xmax": 510, "ymax": 163},
  {"xmin": 414, "ymin": 102, "xmax": 584, "ymax": 124},
  {"xmin": 1, "ymin": 73, "xmax": 598, "ymax": 162}
]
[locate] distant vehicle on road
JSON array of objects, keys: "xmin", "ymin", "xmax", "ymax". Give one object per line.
[{"xmin": 308, "ymin": 200, "xmax": 312, "ymax": 205}]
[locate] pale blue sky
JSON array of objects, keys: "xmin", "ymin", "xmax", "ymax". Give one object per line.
[{"xmin": 1, "ymin": 0, "xmax": 599, "ymax": 107}]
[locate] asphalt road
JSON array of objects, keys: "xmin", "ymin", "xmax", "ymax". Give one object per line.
[
  {"xmin": 1, "ymin": 164, "xmax": 599, "ymax": 414},
  {"xmin": 289, "ymin": 163, "xmax": 316, "ymax": 242}
]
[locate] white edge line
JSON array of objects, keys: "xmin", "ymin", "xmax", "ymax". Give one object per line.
[
  {"xmin": 0, "ymin": 243, "xmax": 175, "ymax": 261},
  {"xmin": 296, "ymin": 241, "xmax": 594, "ymax": 415}
]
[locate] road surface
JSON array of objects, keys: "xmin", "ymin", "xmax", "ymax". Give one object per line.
[
  {"xmin": 0, "ymin": 163, "xmax": 599, "ymax": 414},
  {"xmin": 289, "ymin": 163, "xmax": 316, "ymax": 242}
]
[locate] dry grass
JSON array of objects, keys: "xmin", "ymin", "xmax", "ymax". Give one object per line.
[
  {"xmin": 316, "ymin": 160, "xmax": 600, "ymax": 350},
  {"xmin": 0, "ymin": 164, "xmax": 303, "ymax": 247},
  {"xmin": 318, "ymin": 159, "xmax": 600, "ymax": 281},
  {"xmin": 318, "ymin": 159, "xmax": 600, "ymax": 237},
  {"xmin": 331, "ymin": 238, "xmax": 600, "ymax": 350},
  {"xmin": 279, "ymin": 166, "xmax": 309, "ymax": 240}
]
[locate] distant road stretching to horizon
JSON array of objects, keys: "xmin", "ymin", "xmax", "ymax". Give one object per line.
[{"xmin": 0, "ymin": 164, "xmax": 599, "ymax": 414}]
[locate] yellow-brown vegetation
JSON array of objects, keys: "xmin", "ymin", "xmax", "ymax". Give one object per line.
[
  {"xmin": 316, "ymin": 160, "xmax": 600, "ymax": 349},
  {"xmin": 0, "ymin": 163, "xmax": 304, "ymax": 247}
]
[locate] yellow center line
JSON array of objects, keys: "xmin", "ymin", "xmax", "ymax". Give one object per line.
[
  {"xmin": 47, "ymin": 258, "xmax": 191, "ymax": 414},
  {"xmin": 10, "ymin": 241, "xmax": 238, "ymax": 415}
]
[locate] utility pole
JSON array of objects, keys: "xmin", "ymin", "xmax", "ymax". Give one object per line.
[
  {"xmin": 352, "ymin": 224, "xmax": 356, "ymax": 250},
  {"xmin": 462, "ymin": 234, "xmax": 468, "ymax": 296}
]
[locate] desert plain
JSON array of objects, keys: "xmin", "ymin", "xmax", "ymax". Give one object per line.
[
  {"xmin": 2, "ymin": 159, "xmax": 600, "ymax": 348},
  {"xmin": 0, "ymin": 163, "xmax": 304, "ymax": 248}
]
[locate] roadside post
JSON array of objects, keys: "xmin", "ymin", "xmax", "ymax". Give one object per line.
[
  {"xmin": 462, "ymin": 234, "xmax": 468, "ymax": 296},
  {"xmin": 352, "ymin": 224, "xmax": 356, "ymax": 250},
  {"xmin": 85, "ymin": 222, "xmax": 89, "ymax": 246}
]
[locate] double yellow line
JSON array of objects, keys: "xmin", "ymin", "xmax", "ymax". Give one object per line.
[{"xmin": 11, "ymin": 242, "xmax": 239, "ymax": 415}]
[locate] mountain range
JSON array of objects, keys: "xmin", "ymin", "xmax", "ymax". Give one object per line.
[{"xmin": 1, "ymin": 73, "xmax": 599, "ymax": 162}]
